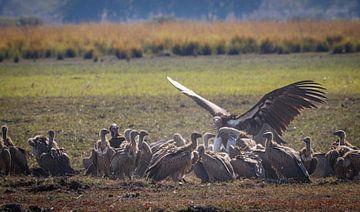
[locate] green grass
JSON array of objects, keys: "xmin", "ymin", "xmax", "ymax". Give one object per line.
[
  {"xmin": 0, "ymin": 54, "xmax": 360, "ymax": 210},
  {"xmin": 0, "ymin": 53, "xmax": 359, "ymax": 97}
]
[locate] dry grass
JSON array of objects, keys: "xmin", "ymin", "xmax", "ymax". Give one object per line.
[{"xmin": 0, "ymin": 21, "xmax": 360, "ymax": 59}]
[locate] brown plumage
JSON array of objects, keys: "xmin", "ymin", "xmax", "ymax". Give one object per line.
[
  {"xmin": 230, "ymin": 151, "xmax": 265, "ymax": 179},
  {"xmin": 299, "ymin": 137, "xmax": 317, "ymax": 175},
  {"xmin": 1, "ymin": 125, "xmax": 14, "ymax": 147},
  {"xmin": 146, "ymin": 132, "xmax": 201, "ymax": 182},
  {"xmin": 334, "ymin": 150, "xmax": 360, "ymax": 179},
  {"xmin": 109, "ymin": 123, "xmax": 126, "ymax": 148},
  {"xmin": 0, "ymin": 145, "xmax": 11, "ymax": 175},
  {"xmin": 216, "ymin": 127, "xmax": 257, "ymax": 152},
  {"xmin": 203, "ymin": 132, "xmax": 215, "ymax": 151},
  {"xmin": 310, "ymin": 153, "xmax": 333, "ymax": 178},
  {"xmin": 110, "ymin": 130, "xmax": 139, "ymax": 179},
  {"xmin": 331, "ymin": 130, "xmax": 358, "ymax": 150},
  {"xmin": 263, "ymin": 132, "xmax": 310, "ymax": 183},
  {"xmin": 28, "ymin": 134, "xmax": 74, "ymax": 176},
  {"xmin": 94, "ymin": 128, "xmax": 115, "ymax": 177},
  {"xmin": 193, "ymin": 145, "xmax": 235, "ymax": 183},
  {"xmin": 135, "ymin": 130, "xmax": 153, "ymax": 177},
  {"xmin": 1, "ymin": 126, "xmax": 30, "ymax": 175},
  {"xmin": 167, "ymin": 77, "xmax": 326, "ymax": 144},
  {"xmin": 47, "ymin": 130, "xmax": 59, "ymax": 149}
]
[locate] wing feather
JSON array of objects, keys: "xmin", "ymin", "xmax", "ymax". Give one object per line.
[{"xmin": 167, "ymin": 77, "xmax": 229, "ymax": 116}]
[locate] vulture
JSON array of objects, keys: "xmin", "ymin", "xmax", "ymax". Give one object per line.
[
  {"xmin": 167, "ymin": 77, "xmax": 326, "ymax": 150},
  {"xmin": 331, "ymin": 130, "xmax": 358, "ymax": 150},
  {"xmin": 94, "ymin": 128, "xmax": 115, "ymax": 177},
  {"xmin": 28, "ymin": 134, "xmax": 74, "ymax": 176},
  {"xmin": 134, "ymin": 130, "xmax": 153, "ymax": 177},
  {"xmin": 230, "ymin": 150, "xmax": 265, "ymax": 179},
  {"xmin": 193, "ymin": 145, "xmax": 235, "ymax": 183},
  {"xmin": 146, "ymin": 132, "xmax": 201, "ymax": 182},
  {"xmin": 110, "ymin": 130, "xmax": 140, "ymax": 179},
  {"xmin": 203, "ymin": 132, "xmax": 215, "ymax": 151},
  {"xmin": 334, "ymin": 150, "xmax": 360, "ymax": 179},
  {"xmin": 0, "ymin": 140, "xmax": 11, "ymax": 175},
  {"xmin": 216, "ymin": 127, "xmax": 257, "ymax": 152},
  {"xmin": 299, "ymin": 137, "xmax": 317, "ymax": 175},
  {"xmin": 263, "ymin": 132, "xmax": 310, "ymax": 183},
  {"xmin": 109, "ymin": 123, "xmax": 126, "ymax": 148},
  {"xmin": 1, "ymin": 125, "xmax": 30, "ymax": 175},
  {"xmin": 310, "ymin": 152, "xmax": 333, "ymax": 178}
]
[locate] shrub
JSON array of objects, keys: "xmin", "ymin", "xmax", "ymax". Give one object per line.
[
  {"xmin": 344, "ymin": 42, "xmax": 354, "ymax": 53},
  {"xmin": 356, "ymin": 43, "xmax": 360, "ymax": 52},
  {"xmin": 283, "ymin": 41, "xmax": 301, "ymax": 53},
  {"xmin": 0, "ymin": 53, "xmax": 4, "ymax": 62},
  {"xmin": 315, "ymin": 42, "xmax": 329, "ymax": 52},
  {"xmin": 115, "ymin": 49, "xmax": 129, "ymax": 60},
  {"xmin": 260, "ymin": 39, "xmax": 276, "ymax": 54},
  {"xmin": 44, "ymin": 49, "xmax": 52, "ymax": 58},
  {"xmin": 199, "ymin": 44, "xmax": 212, "ymax": 55},
  {"xmin": 22, "ymin": 50, "xmax": 40, "ymax": 59},
  {"xmin": 227, "ymin": 45, "xmax": 241, "ymax": 55},
  {"xmin": 13, "ymin": 56, "xmax": 20, "ymax": 63},
  {"xmin": 65, "ymin": 48, "xmax": 77, "ymax": 58},
  {"xmin": 57, "ymin": 53, "xmax": 64, "ymax": 60},
  {"xmin": 215, "ymin": 43, "xmax": 226, "ymax": 55},
  {"xmin": 131, "ymin": 48, "xmax": 143, "ymax": 58},
  {"xmin": 332, "ymin": 44, "xmax": 343, "ymax": 54},
  {"xmin": 182, "ymin": 42, "xmax": 199, "ymax": 56},
  {"xmin": 83, "ymin": 49, "xmax": 94, "ymax": 59},
  {"xmin": 302, "ymin": 38, "xmax": 317, "ymax": 52}
]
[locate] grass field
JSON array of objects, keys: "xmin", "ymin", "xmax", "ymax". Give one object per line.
[{"xmin": 0, "ymin": 53, "xmax": 360, "ymax": 210}]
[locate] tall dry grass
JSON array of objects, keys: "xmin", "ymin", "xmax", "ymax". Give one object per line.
[{"xmin": 0, "ymin": 20, "xmax": 359, "ymax": 60}]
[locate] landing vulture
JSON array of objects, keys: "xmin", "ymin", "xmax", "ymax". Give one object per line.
[{"xmin": 167, "ymin": 77, "xmax": 326, "ymax": 143}]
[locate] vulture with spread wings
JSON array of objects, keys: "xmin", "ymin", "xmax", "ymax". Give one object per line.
[{"xmin": 167, "ymin": 77, "xmax": 326, "ymax": 148}]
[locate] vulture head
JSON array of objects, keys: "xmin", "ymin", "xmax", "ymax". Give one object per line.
[
  {"xmin": 303, "ymin": 137, "xmax": 311, "ymax": 145},
  {"xmin": 333, "ymin": 130, "xmax": 346, "ymax": 140},
  {"xmin": 124, "ymin": 128, "xmax": 132, "ymax": 142},
  {"xmin": 109, "ymin": 123, "xmax": 120, "ymax": 138},
  {"xmin": 1, "ymin": 125, "xmax": 8, "ymax": 139},
  {"xmin": 190, "ymin": 132, "xmax": 202, "ymax": 150},
  {"xmin": 48, "ymin": 130, "xmax": 55, "ymax": 140},
  {"xmin": 197, "ymin": 145, "xmax": 205, "ymax": 156},
  {"xmin": 139, "ymin": 130, "xmax": 149, "ymax": 142}
]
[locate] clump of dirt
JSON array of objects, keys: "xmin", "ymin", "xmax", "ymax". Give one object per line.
[
  {"xmin": 28, "ymin": 184, "xmax": 60, "ymax": 193},
  {"xmin": 28, "ymin": 205, "xmax": 53, "ymax": 212},
  {"xmin": 178, "ymin": 205, "xmax": 225, "ymax": 212},
  {"xmin": 57, "ymin": 178, "xmax": 90, "ymax": 192},
  {"xmin": 31, "ymin": 168, "xmax": 50, "ymax": 178},
  {"xmin": 122, "ymin": 192, "xmax": 140, "ymax": 198},
  {"xmin": 119, "ymin": 181, "xmax": 146, "ymax": 191},
  {"xmin": 8, "ymin": 180, "xmax": 36, "ymax": 188},
  {"xmin": 0, "ymin": 203, "xmax": 25, "ymax": 212}
]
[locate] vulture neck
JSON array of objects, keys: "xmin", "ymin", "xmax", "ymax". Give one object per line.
[
  {"xmin": 339, "ymin": 136, "xmax": 345, "ymax": 146},
  {"xmin": 2, "ymin": 128, "xmax": 7, "ymax": 140},
  {"xmin": 305, "ymin": 142, "xmax": 311, "ymax": 153}
]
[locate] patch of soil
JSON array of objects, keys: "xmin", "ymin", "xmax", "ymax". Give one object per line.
[
  {"xmin": 119, "ymin": 181, "xmax": 146, "ymax": 191},
  {"xmin": 28, "ymin": 205, "xmax": 53, "ymax": 212},
  {"xmin": 8, "ymin": 180, "xmax": 36, "ymax": 188},
  {"xmin": 122, "ymin": 192, "xmax": 140, "ymax": 198},
  {"xmin": 28, "ymin": 184, "xmax": 60, "ymax": 193},
  {"xmin": 178, "ymin": 205, "xmax": 226, "ymax": 212},
  {"xmin": 0, "ymin": 203, "xmax": 25, "ymax": 212}
]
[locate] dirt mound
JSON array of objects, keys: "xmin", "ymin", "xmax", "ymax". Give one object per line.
[
  {"xmin": 0, "ymin": 203, "xmax": 25, "ymax": 212},
  {"xmin": 28, "ymin": 184, "xmax": 60, "ymax": 193},
  {"xmin": 178, "ymin": 205, "xmax": 226, "ymax": 212},
  {"xmin": 119, "ymin": 181, "xmax": 146, "ymax": 191}
]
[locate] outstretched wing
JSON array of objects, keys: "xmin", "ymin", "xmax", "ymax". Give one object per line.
[
  {"xmin": 235, "ymin": 80, "xmax": 326, "ymax": 135},
  {"xmin": 167, "ymin": 77, "xmax": 229, "ymax": 116}
]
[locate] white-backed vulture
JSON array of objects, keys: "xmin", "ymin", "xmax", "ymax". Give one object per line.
[
  {"xmin": 310, "ymin": 153, "xmax": 334, "ymax": 178},
  {"xmin": 1, "ymin": 125, "xmax": 14, "ymax": 146},
  {"xmin": 263, "ymin": 132, "xmax": 310, "ymax": 183},
  {"xmin": 94, "ymin": 128, "xmax": 115, "ymax": 177},
  {"xmin": 334, "ymin": 150, "xmax": 360, "ymax": 179},
  {"xmin": 215, "ymin": 127, "xmax": 257, "ymax": 152},
  {"xmin": 134, "ymin": 130, "xmax": 152, "ymax": 177},
  {"xmin": 167, "ymin": 77, "xmax": 326, "ymax": 148},
  {"xmin": 230, "ymin": 150, "xmax": 265, "ymax": 179},
  {"xmin": 109, "ymin": 123, "xmax": 126, "ymax": 148},
  {"xmin": 332, "ymin": 130, "xmax": 358, "ymax": 150},
  {"xmin": 0, "ymin": 140, "xmax": 11, "ymax": 175},
  {"xmin": 1, "ymin": 126, "xmax": 30, "ymax": 175},
  {"xmin": 28, "ymin": 134, "xmax": 75, "ymax": 176},
  {"xmin": 110, "ymin": 130, "xmax": 139, "ymax": 179},
  {"xmin": 299, "ymin": 137, "xmax": 317, "ymax": 175},
  {"xmin": 193, "ymin": 145, "xmax": 235, "ymax": 183},
  {"xmin": 47, "ymin": 130, "xmax": 59, "ymax": 149},
  {"xmin": 203, "ymin": 132, "xmax": 215, "ymax": 150},
  {"xmin": 146, "ymin": 132, "xmax": 201, "ymax": 182}
]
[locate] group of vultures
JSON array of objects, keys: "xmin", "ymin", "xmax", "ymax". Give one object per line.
[{"xmin": 0, "ymin": 77, "xmax": 359, "ymax": 183}]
